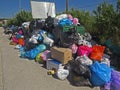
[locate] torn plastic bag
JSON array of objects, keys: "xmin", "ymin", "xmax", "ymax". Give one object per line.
[
  {"xmin": 24, "ymin": 44, "xmax": 46, "ymax": 59},
  {"xmin": 90, "ymin": 61, "xmax": 111, "ymax": 86}
]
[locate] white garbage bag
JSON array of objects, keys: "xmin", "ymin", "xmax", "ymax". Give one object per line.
[{"xmin": 57, "ymin": 65, "xmax": 69, "ymax": 80}]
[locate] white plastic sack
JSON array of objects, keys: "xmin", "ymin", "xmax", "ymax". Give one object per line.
[
  {"xmin": 54, "ymin": 14, "xmax": 68, "ymax": 25},
  {"xmin": 75, "ymin": 55, "xmax": 93, "ymax": 66},
  {"xmin": 57, "ymin": 65, "xmax": 69, "ymax": 80},
  {"xmin": 101, "ymin": 57, "xmax": 110, "ymax": 67},
  {"xmin": 42, "ymin": 34, "xmax": 54, "ymax": 47},
  {"xmin": 15, "ymin": 45, "xmax": 22, "ymax": 49},
  {"xmin": 29, "ymin": 37, "xmax": 38, "ymax": 44},
  {"xmin": 31, "ymin": 1, "xmax": 56, "ymax": 19}
]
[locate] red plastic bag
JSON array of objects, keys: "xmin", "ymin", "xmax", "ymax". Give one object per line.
[
  {"xmin": 18, "ymin": 38, "xmax": 24, "ymax": 46},
  {"xmin": 77, "ymin": 45, "xmax": 92, "ymax": 56},
  {"xmin": 90, "ymin": 45, "xmax": 105, "ymax": 61}
]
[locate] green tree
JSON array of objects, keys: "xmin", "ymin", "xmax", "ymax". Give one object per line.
[
  {"xmin": 93, "ymin": 1, "xmax": 118, "ymax": 44},
  {"xmin": 7, "ymin": 10, "xmax": 33, "ymax": 26},
  {"xmin": 114, "ymin": 0, "xmax": 120, "ymax": 45}
]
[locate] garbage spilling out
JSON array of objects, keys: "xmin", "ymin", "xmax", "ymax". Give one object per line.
[{"xmin": 3, "ymin": 14, "xmax": 120, "ymax": 90}]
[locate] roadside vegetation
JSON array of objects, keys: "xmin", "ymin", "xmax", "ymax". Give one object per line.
[{"xmin": 7, "ymin": 10, "xmax": 33, "ymax": 26}]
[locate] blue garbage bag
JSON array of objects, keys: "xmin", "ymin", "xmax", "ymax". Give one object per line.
[
  {"xmin": 25, "ymin": 44, "xmax": 46, "ymax": 59},
  {"xmin": 38, "ymin": 30, "xmax": 47, "ymax": 42},
  {"xmin": 20, "ymin": 51, "xmax": 26, "ymax": 58},
  {"xmin": 58, "ymin": 18, "xmax": 72, "ymax": 26},
  {"xmin": 16, "ymin": 34, "xmax": 22, "ymax": 39},
  {"xmin": 39, "ymin": 30, "xmax": 47, "ymax": 35},
  {"xmin": 38, "ymin": 35, "xmax": 43, "ymax": 42},
  {"xmin": 19, "ymin": 47, "xmax": 24, "ymax": 51},
  {"xmin": 90, "ymin": 61, "xmax": 111, "ymax": 86}
]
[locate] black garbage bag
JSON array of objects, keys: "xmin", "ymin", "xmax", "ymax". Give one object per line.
[
  {"xmin": 24, "ymin": 38, "xmax": 38, "ymax": 51},
  {"xmin": 65, "ymin": 60, "xmax": 92, "ymax": 87},
  {"xmin": 67, "ymin": 71, "xmax": 92, "ymax": 87},
  {"xmin": 45, "ymin": 16, "xmax": 54, "ymax": 26},
  {"xmin": 52, "ymin": 25, "xmax": 79, "ymax": 47},
  {"xmin": 44, "ymin": 16, "xmax": 55, "ymax": 33},
  {"xmin": 52, "ymin": 25, "xmax": 62, "ymax": 45},
  {"xmin": 22, "ymin": 27, "xmax": 31, "ymax": 39},
  {"xmin": 68, "ymin": 60, "xmax": 91, "ymax": 78},
  {"xmin": 60, "ymin": 27, "xmax": 79, "ymax": 48},
  {"xmin": 110, "ymin": 54, "xmax": 120, "ymax": 70},
  {"xmin": 29, "ymin": 19, "xmax": 45, "ymax": 33}
]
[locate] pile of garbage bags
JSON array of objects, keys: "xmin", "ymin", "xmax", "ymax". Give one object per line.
[{"xmin": 4, "ymin": 14, "xmax": 120, "ymax": 90}]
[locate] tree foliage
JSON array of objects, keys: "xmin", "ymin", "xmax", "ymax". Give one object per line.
[
  {"xmin": 93, "ymin": 0, "xmax": 120, "ymax": 45},
  {"xmin": 7, "ymin": 10, "xmax": 33, "ymax": 26}
]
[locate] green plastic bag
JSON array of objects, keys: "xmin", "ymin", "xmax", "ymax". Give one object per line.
[{"xmin": 63, "ymin": 25, "xmax": 85, "ymax": 35}]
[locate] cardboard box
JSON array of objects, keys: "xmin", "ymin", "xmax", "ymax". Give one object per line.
[
  {"xmin": 51, "ymin": 46, "xmax": 72, "ymax": 64},
  {"xmin": 46, "ymin": 59, "xmax": 61, "ymax": 70}
]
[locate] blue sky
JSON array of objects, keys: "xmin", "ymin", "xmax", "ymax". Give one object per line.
[{"xmin": 0, "ymin": 0, "xmax": 116, "ymax": 18}]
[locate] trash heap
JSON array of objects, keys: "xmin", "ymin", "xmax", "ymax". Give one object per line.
[{"xmin": 5, "ymin": 14, "xmax": 120, "ymax": 90}]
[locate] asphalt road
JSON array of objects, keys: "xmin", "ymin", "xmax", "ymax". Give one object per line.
[{"xmin": 0, "ymin": 27, "xmax": 100, "ymax": 90}]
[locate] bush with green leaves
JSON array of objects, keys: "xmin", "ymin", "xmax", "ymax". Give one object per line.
[
  {"xmin": 7, "ymin": 10, "xmax": 33, "ymax": 26},
  {"xmin": 0, "ymin": 24, "xmax": 2, "ymax": 27},
  {"xmin": 93, "ymin": 0, "xmax": 120, "ymax": 45}
]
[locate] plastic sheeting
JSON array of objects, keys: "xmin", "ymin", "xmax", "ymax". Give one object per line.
[{"xmin": 31, "ymin": 1, "xmax": 56, "ymax": 19}]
